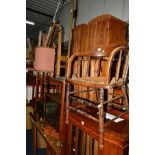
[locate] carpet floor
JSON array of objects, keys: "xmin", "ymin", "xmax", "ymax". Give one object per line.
[{"xmin": 26, "ymin": 129, "xmax": 46, "ymax": 155}]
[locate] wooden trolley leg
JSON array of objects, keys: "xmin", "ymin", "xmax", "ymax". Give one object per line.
[
  {"xmin": 98, "ymin": 88, "xmax": 104, "ymax": 150},
  {"xmin": 33, "ymin": 125, "xmax": 37, "ymax": 155}
]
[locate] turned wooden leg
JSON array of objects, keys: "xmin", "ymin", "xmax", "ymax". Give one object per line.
[
  {"xmin": 98, "ymin": 88, "xmax": 104, "ymax": 150},
  {"xmin": 122, "ymin": 85, "xmax": 129, "ymax": 111}
]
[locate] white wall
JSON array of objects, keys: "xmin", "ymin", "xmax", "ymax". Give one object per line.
[
  {"xmin": 59, "ymin": 0, "xmax": 129, "ymax": 42},
  {"xmin": 124, "ymin": 0, "xmax": 129, "ymax": 22},
  {"xmin": 26, "ymin": 86, "xmax": 33, "ymax": 102}
]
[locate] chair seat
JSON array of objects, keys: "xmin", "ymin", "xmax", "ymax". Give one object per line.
[{"xmin": 67, "ymin": 77, "xmax": 108, "ymax": 88}]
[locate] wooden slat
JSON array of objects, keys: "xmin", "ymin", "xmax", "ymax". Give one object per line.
[
  {"xmin": 77, "ymin": 57, "xmax": 83, "ymax": 98},
  {"xmin": 89, "ymin": 59, "xmax": 100, "ymax": 102},
  {"xmin": 75, "ymin": 128, "xmax": 80, "ymax": 155},
  {"xmin": 115, "ymin": 50, "xmax": 122, "ymax": 81},
  {"xmin": 60, "ymin": 65, "xmax": 66, "ymax": 68},
  {"xmin": 86, "ymin": 134, "xmax": 90, "ymax": 155},
  {"xmin": 61, "ymin": 56, "xmax": 68, "ymax": 62},
  {"xmin": 94, "ymin": 140, "xmax": 98, "ymax": 155},
  {"xmin": 80, "ymin": 132, "xmax": 86, "ymax": 155},
  {"xmin": 81, "ymin": 56, "xmax": 90, "ymax": 99},
  {"xmin": 55, "ymin": 26, "xmax": 62, "ymax": 78},
  {"xmin": 122, "ymin": 52, "xmax": 129, "ymax": 79},
  {"xmin": 72, "ymin": 60, "xmax": 79, "ymax": 97}
]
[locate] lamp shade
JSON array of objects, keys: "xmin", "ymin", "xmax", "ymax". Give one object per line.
[{"xmin": 34, "ymin": 47, "xmax": 55, "ymax": 76}]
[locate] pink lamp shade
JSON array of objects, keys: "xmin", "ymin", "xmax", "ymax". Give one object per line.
[{"xmin": 34, "ymin": 47, "xmax": 55, "ymax": 77}]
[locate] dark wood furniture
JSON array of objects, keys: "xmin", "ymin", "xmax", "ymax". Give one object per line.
[
  {"xmin": 30, "ymin": 77, "xmax": 67, "ymax": 155},
  {"xmin": 103, "ymin": 119, "xmax": 129, "ymax": 155},
  {"xmin": 30, "ymin": 71, "xmax": 48, "ymax": 154},
  {"xmin": 65, "ymin": 46, "xmax": 129, "ymax": 154},
  {"xmin": 67, "ymin": 111, "xmax": 129, "ymax": 155}
]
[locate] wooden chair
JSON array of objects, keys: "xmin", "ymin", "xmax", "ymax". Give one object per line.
[
  {"xmin": 65, "ymin": 46, "xmax": 129, "ymax": 152},
  {"xmin": 29, "ymin": 71, "xmax": 50, "ymax": 154},
  {"xmin": 30, "ymin": 77, "xmax": 67, "ymax": 155}
]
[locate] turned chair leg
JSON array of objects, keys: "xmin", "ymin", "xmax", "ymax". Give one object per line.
[
  {"xmin": 98, "ymin": 88, "xmax": 104, "ymax": 149},
  {"xmin": 122, "ymin": 85, "xmax": 129, "ymax": 111}
]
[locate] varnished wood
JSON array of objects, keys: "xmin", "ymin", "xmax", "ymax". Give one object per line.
[
  {"xmin": 71, "ymin": 14, "xmax": 128, "ymax": 80},
  {"xmin": 71, "ymin": 24, "xmax": 88, "ymax": 55},
  {"xmin": 103, "ymin": 120, "xmax": 129, "ymax": 155},
  {"xmin": 31, "ymin": 76, "xmax": 67, "ymax": 155},
  {"xmin": 71, "ymin": 14, "xmax": 128, "ymax": 56},
  {"xmin": 67, "ymin": 111, "xmax": 129, "ymax": 155},
  {"xmin": 44, "ymin": 78, "xmax": 66, "ymax": 155},
  {"xmin": 67, "ymin": 123, "xmax": 72, "ymax": 155},
  {"xmin": 88, "ymin": 14, "xmax": 128, "ymax": 56},
  {"xmin": 45, "ymin": 24, "xmax": 60, "ymax": 47},
  {"xmin": 80, "ymin": 132, "xmax": 86, "ymax": 155},
  {"xmin": 89, "ymin": 59, "xmax": 100, "ymax": 102},
  {"xmin": 55, "ymin": 26, "xmax": 62, "ymax": 78},
  {"xmin": 94, "ymin": 140, "xmax": 98, "ymax": 155}
]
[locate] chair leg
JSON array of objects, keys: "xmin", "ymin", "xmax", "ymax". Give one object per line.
[
  {"xmin": 107, "ymin": 88, "xmax": 114, "ymax": 110},
  {"xmin": 122, "ymin": 85, "xmax": 129, "ymax": 111},
  {"xmin": 98, "ymin": 88, "xmax": 104, "ymax": 150}
]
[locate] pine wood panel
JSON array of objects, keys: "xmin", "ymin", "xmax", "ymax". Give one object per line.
[
  {"xmin": 71, "ymin": 24, "xmax": 88, "ymax": 54},
  {"xmin": 88, "ymin": 14, "xmax": 128, "ymax": 56},
  {"xmin": 71, "ymin": 14, "xmax": 128, "ymax": 56},
  {"xmin": 88, "ymin": 15, "xmax": 108, "ymax": 53}
]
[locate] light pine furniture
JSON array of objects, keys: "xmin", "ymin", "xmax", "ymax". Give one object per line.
[{"xmin": 71, "ymin": 14, "xmax": 128, "ymax": 56}]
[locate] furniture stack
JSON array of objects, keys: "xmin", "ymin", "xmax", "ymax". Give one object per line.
[
  {"xmin": 65, "ymin": 14, "xmax": 129, "ymax": 155},
  {"xmin": 29, "ymin": 14, "xmax": 129, "ymax": 155}
]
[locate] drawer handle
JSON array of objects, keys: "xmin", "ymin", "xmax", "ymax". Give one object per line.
[{"xmin": 81, "ymin": 121, "xmax": 85, "ymax": 126}]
